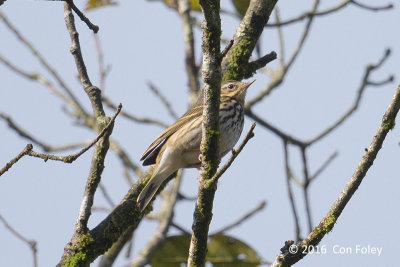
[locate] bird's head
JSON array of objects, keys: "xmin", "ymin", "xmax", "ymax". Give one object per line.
[{"xmin": 221, "ymin": 80, "xmax": 255, "ymax": 105}]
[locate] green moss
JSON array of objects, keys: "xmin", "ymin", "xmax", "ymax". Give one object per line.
[
  {"xmin": 78, "ymin": 233, "xmax": 94, "ymax": 247},
  {"xmin": 60, "ymin": 234, "xmax": 94, "ymax": 267},
  {"xmin": 383, "ymin": 119, "xmax": 396, "ymax": 131},
  {"xmin": 61, "ymin": 252, "xmax": 89, "ymax": 267},
  {"xmin": 322, "ymin": 214, "xmax": 336, "ymax": 233},
  {"xmin": 223, "ymin": 37, "xmax": 254, "ymax": 81}
]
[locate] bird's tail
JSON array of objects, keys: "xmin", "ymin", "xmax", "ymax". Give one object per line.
[{"xmin": 137, "ymin": 168, "xmax": 171, "ymax": 212}]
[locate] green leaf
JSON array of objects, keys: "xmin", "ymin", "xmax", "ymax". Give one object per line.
[
  {"xmin": 151, "ymin": 234, "xmax": 262, "ymax": 267},
  {"xmin": 231, "ymin": 0, "xmax": 250, "ymax": 17},
  {"xmin": 208, "ymin": 234, "xmax": 262, "ymax": 267},
  {"xmin": 150, "ymin": 235, "xmax": 190, "ymax": 267},
  {"xmin": 85, "ymin": 0, "xmax": 118, "ymax": 12}
]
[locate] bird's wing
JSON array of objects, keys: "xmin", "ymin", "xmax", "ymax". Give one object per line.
[{"xmin": 140, "ymin": 104, "xmax": 204, "ymax": 166}]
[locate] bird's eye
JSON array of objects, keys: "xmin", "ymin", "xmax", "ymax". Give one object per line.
[{"xmin": 228, "ymin": 84, "xmax": 234, "ymax": 89}]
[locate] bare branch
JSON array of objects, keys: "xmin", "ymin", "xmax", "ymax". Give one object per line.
[
  {"xmin": 246, "ymin": 0, "xmax": 320, "ymax": 107},
  {"xmin": 306, "ymin": 49, "xmax": 393, "ymax": 145},
  {"xmin": 212, "ymin": 122, "xmax": 256, "ymax": 182},
  {"xmin": 282, "ymin": 142, "xmax": 301, "ymax": 241},
  {"xmin": 212, "ymin": 201, "xmax": 266, "ymax": 234},
  {"xmin": 177, "ymin": 0, "xmax": 201, "ymax": 105},
  {"xmin": 221, "ymin": 0, "xmax": 278, "ymax": 80},
  {"xmin": 64, "ymin": 0, "xmax": 99, "ymax": 33},
  {"xmin": 309, "ymin": 151, "xmax": 338, "ymax": 181},
  {"xmin": 300, "ymin": 148, "xmax": 312, "ymax": 233},
  {"xmin": 94, "ymin": 34, "xmax": 110, "ymax": 91},
  {"xmin": 109, "ymin": 139, "xmax": 143, "ymax": 178},
  {"xmin": 99, "ymin": 183, "xmax": 116, "ymax": 208},
  {"xmin": 0, "ymin": 144, "xmax": 32, "ymax": 177},
  {"xmin": 188, "ymin": 0, "xmax": 222, "ymax": 265},
  {"xmin": 130, "ymin": 172, "xmax": 182, "ymax": 267},
  {"xmin": 266, "ymin": 0, "xmax": 392, "ymax": 27},
  {"xmin": 147, "ymin": 82, "xmax": 178, "ymax": 119},
  {"xmin": 103, "ymin": 96, "xmax": 168, "ymax": 128},
  {"xmin": 351, "ymin": 0, "xmax": 393, "ymax": 12},
  {"xmin": 271, "ymin": 81, "xmax": 400, "ymax": 266},
  {"xmin": 0, "ymin": 12, "xmax": 86, "ymax": 115},
  {"xmin": 0, "ymin": 214, "xmax": 38, "ymax": 267},
  {"xmin": 27, "ymin": 105, "xmax": 121, "ymax": 163},
  {"xmin": 0, "ymin": 113, "xmax": 89, "ymax": 152}
]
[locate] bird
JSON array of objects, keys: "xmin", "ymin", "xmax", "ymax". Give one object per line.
[{"xmin": 137, "ymin": 80, "xmax": 255, "ymax": 211}]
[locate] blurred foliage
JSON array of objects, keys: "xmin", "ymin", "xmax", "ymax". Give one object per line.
[
  {"xmin": 231, "ymin": 0, "xmax": 250, "ymax": 17},
  {"xmin": 85, "ymin": 0, "xmax": 118, "ymax": 11},
  {"xmin": 150, "ymin": 234, "xmax": 263, "ymax": 266}
]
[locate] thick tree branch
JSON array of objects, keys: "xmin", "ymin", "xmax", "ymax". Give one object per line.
[
  {"xmin": 188, "ymin": 0, "xmax": 222, "ymax": 266},
  {"xmin": 59, "ymin": 4, "xmax": 115, "ymax": 266},
  {"xmin": 246, "ymin": 0, "xmax": 320, "ymax": 107},
  {"xmin": 221, "ymin": 0, "xmax": 278, "ymax": 81},
  {"xmin": 129, "ymin": 173, "xmax": 182, "ymax": 267}
]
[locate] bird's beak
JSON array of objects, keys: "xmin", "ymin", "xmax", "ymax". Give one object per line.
[{"xmin": 243, "ymin": 79, "xmax": 255, "ymax": 90}]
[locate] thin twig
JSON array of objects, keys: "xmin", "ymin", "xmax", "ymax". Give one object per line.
[
  {"xmin": 212, "ymin": 201, "xmax": 266, "ymax": 234},
  {"xmin": 245, "ymin": 109, "xmax": 304, "ymax": 147},
  {"xmin": 265, "ymin": 0, "xmax": 392, "ymax": 27},
  {"xmin": 94, "ymin": 34, "xmax": 110, "ymax": 91},
  {"xmin": 282, "ymin": 142, "xmax": 301, "ymax": 242},
  {"xmin": 351, "ymin": 0, "xmax": 393, "ymax": 12},
  {"xmin": 0, "ymin": 113, "xmax": 89, "ymax": 152},
  {"xmin": 177, "ymin": 0, "xmax": 201, "ymax": 105},
  {"xmin": 110, "ymin": 139, "xmax": 143, "ymax": 178},
  {"xmin": 212, "ymin": 122, "xmax": 256, "ymax": 182},
  {"xmin": 99, "ymin": 183, "xmax": 116, "ymax": 208},
  {"xmin": 27, "ymin": 104, "xmax": 121, "ymax": 163},
  {"xmin": 305, "ymin": 49, "xmax": 393, "ymax": 145},
  {"xmin": 171, "ymin": 222, "xmax": 191, "ymax": 235},
  {"xmin": 65, "ymin": 0, "xmax": 99, "ymax": 33},
  {"xmin": 0, "ymin": 214, "xmax": 38, "ymax": 267},
  {"xmin": 103, "ymin": 96, "xmax": 168, "ymax": 128},
  {"xmin": 300, "ymin": 148, "xmax": 313, "ymax": 233},
  {"xmin": 309, "ymin": 151, "xmax": 338, "ymax": 181},
  {"xmin": 0, "ymin": 105, "xmax": 118, "ymax": 175},
  {"xmin": 130, "ymin": 172, "xmax": 183, "ymax": 267},
  {"xmin": 246, "ymin": 0, "xmax": 320, "ymax": 107},
  {"xmin": 147, "ymin": 82, "xmax": 178, "ymax": 119},
  {"xmin": 0, "ymin": 13, "xmax": 86, "ymax": 115},
  {"xmin": 271, "ymin": 81, "xmax": 400, "ymax": 266},
  {"xmin": 0, "ymin": 144, "xmax": 33, "ymax": 177},
  {"xmin": 274, "ymin": 7, "xmax": 285, "ymax": 68}
]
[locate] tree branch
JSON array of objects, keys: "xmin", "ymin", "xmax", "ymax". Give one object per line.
[
  {"xmin": 64, "ymin": 0, "xmax": 99, "ymax": 33},
  {"xmin": 188, "ymin": 0, "xmax": 222, "ymax": 265},
  {"xmin": 0, "ymin": 214, "xmax": 38, "ymax": 267},
  {"xmin": 178, "ymin": 0, "xmax": 201, "ymax": 105},
  {"xmin": 221, "ymin": 0, "xmax": 278, "ymax": 81},
  {"xmin": 271, "ymin": 81, "xmax": 400, "ymax": 266}
]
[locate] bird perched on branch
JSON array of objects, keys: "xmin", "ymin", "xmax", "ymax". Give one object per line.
[{"xmin": 137, "ymin": 80, "xmax": 255, "ymax": 211}]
